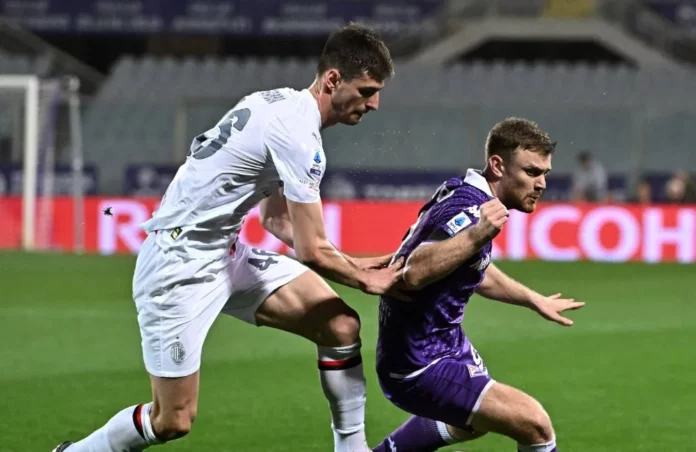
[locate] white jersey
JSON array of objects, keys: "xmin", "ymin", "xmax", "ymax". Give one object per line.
[{"xmin": 141, "ymin": 87, "xmax": 326, "ymax": 259}]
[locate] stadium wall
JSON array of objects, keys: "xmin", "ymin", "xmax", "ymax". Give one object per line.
[{"xmin": 0, "ymin": 197, "xmax": 694, "ymax": 263}]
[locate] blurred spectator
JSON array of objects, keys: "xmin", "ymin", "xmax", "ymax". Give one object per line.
[
  {"xmin": 664, "ymin": 170, "xmax": 696, "ymax": 204},
  {"xmin": 627, "ymin": 178, "xmax": 653, "ymax": 204},
  {"xmin": 571, "ymin": 151, "xmax": 608, "ymax": 202}
]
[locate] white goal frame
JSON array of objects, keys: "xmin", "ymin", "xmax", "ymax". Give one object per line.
[
  {"xmin": 0, "ymin": 75, "xmax": 39, "ymax": 250},
  {"xmin": 1, "ymin": 75, "xmax": 84, "ymax": 252}
]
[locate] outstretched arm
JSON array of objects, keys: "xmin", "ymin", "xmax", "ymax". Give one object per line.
[
  {"xmin": 476, "ymin": 263, "xmax": 585, "ymax": 326},
  {"xmin": 257, "ymin": 187, "xmax": 389, "ymax": 292},
  {"xmin": 475, "ymin": 263, "xmax": 541, "ymax": 307},
  {"xmin": 259, "ymin": 187, "xmax": 393, "ymax": 269},
  {"xmin": 288, "ymin": 199, "xmax": 406, "ymax": 298},
  {"xmin": 263, "ymin": 113, "xmax": 407, "ymax": 299}
]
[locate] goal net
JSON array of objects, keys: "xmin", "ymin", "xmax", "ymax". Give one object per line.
[{"xmin": 0, "ymin": 75, "xmax": 84, "ymax": 252}]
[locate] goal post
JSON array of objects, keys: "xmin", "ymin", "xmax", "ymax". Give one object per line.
[
  {"xmin": 0, "ymin": 75, "xmax": 40, "ymax": 250},
  {"xmin": 0, "ymin": 74, "xmax": 84, "ymax": 252}
]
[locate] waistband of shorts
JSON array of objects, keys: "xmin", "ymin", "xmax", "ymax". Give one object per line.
[
  {"xmin": 153, "ymin": 228, "xmax": 237, "ymax": 255},
  {"xmin": 378, "ymin": 348, "xmax": 464, "ymax": 381}
]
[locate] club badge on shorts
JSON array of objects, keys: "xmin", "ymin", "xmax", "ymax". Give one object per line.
[{"xmin": 171, "ymin": 340, "xmax": 186, "ymax": 365}]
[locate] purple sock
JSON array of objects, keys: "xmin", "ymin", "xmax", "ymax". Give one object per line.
[{"xmin": 373, "ymin": 416, "xmax": 448, "ymax": 452}]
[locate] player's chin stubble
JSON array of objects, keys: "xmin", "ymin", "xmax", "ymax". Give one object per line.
[{"xmin": 522, "ymin": 198, "xmax": 537, "ymax": 213}]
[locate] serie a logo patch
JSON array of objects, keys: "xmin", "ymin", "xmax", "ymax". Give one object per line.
[{"xmin": 444, "ymin": 212, "xmax": 472, "ymax": 236}]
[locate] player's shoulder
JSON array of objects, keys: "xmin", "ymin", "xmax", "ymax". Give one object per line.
[
  {"xmin": 248, "ymin": 88, "xmax": 312, "ymax": 118},
  {"xmin": 251, "ymin": 88, "xmax": 320, "ymax": 136},
  {"xmin": 435, "ymin": 170, "xmax": 493, "ymax": 208},
  {"xmin": 423, "ymin": 170, "xmax": 493, "ymax": 230}
]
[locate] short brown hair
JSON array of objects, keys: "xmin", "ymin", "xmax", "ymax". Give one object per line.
[
  {"xmin": 486, "ymin": 117, "xmax": 556, "ymax": 160},
  {"xmin": 317, "ymin": 23, "xmax": 394, "ymax": 82}
]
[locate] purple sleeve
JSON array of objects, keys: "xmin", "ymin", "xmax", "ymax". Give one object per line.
[{"xmin": 425, "ymin": 190, "xmax": 483, "ymax": 242}]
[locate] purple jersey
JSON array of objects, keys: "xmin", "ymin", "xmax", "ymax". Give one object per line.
[{"xmin": 377, "ymin": 169, "xmax": 494, "ymax": 375}]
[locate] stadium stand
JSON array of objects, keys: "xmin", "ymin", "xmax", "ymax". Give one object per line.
[
  {"xmin": 0, "ymin": 54, "xmax": 53, "ymax": 146},
  {"xmin": 81, "ymin": 57, "xmax": 696, "ymax": 193}
]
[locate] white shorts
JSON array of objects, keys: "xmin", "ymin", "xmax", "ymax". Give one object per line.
[{"xmin": 132, "ymin": 233, "xmax": 308, "ymax": 378}]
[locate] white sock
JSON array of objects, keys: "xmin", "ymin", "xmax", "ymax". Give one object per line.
[
  {"xmin": 69, "ymin": 403, "xmax": 162, "ymax": 451},
  {"xmin": 436, "ymin": 420, "xmax": 458, "ymax": 445},
  {"xmin": 317, "ymin": 342, "xmax": 368, "ymax": 452},
  {"xmin": 517, "ymin": 439, "xmax": 557, "ymax": 452}
]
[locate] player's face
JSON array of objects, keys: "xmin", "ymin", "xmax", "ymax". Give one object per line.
[
  {"xmin": 498, "ymin": 148, "xmax": 552, "ymax": 213},
  {"xmin": 331, "ymin": 74, "xmax": 384, "ymax": 125}
]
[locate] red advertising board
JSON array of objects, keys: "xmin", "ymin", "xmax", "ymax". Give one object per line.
[{"xmin": 1, "ymin": 197, "xmax": 694, "ymax": 263}]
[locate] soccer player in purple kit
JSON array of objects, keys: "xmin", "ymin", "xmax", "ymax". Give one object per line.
[{"xmin": 373, "ymin": 118, "xmax": 585, "ymax": 452}]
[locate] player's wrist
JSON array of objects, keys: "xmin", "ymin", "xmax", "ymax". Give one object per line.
[
  {"xmin": 356, "ymin": 270, "xmax": 371, "ymax": 292},
  {"xmin": 527, "ymin": 292, "xmax": 546, "ymax": 310}
]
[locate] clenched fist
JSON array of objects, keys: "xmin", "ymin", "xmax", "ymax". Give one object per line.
[{"xmin": 472, "ymin": 198, "xmax": 509, "ymax": 243}]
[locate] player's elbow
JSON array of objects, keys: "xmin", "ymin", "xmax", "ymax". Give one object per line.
[
  {"xmin": 402, "ymin": 262, "xmax": 427, "ymax": 291},
  {"xmin": 259, "ymin": 209, "xmax": 282, "ymax": 234},
  {"xmin": 294, "ymin": 244, "xmax": 321, "ymax": 266},
  {"xmin": 260, "ymin": 213, "xmax": 286, "ymax": 240},
  {"xmin": 259, "ymin": 210, "xmax": 274, "ymax": 232}
]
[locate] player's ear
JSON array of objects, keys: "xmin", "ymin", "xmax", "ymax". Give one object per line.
[
  {"xmin": 488, "ymin": 154, "xmax": 505, "ymax": 178},
  {"xmin": 325, "ymin": 69, "xmax": 341, "ymax": 92}
]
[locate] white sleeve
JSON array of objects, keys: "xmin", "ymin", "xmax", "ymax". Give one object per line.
[{"xmin": 264, "ymin": 115, "xmax": 326, "ymax": 204}]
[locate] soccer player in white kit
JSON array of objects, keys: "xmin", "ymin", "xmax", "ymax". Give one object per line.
[{"xmin": 54, "ymin": 24, "xmax": 404, "ymax": 452}]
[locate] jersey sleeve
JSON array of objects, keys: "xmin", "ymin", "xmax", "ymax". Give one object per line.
[
  {"xmin": 425, "ymin": 190, "xmax": 484, "ymax": 242},
  {"xmin": 264, "ymin": 114, "xmax": 326, "ymax": 204}
]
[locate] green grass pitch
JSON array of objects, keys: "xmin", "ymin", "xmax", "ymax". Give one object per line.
[{"xmin": 1, "ymin": 251, "xmax": 694, "ymax": 451}]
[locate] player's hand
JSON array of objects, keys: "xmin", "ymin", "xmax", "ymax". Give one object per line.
[
  {"xmin": 473, "ymin": 198, "xmax": 509, "ymax": 242},
  {"xmin": 355, "ymin": 253, "xmax": 394, "ymax": 270},
  {"xmin": 532, "ymin": 293, "xmax": 585, "ymax": 326},
  {"xmin": 361, "ymin": 257, "xmax": 412, "ymax": 301}
]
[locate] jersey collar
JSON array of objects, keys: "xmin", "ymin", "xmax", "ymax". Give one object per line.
[{"xmin": 464, "ymin": 168, "xmax": 494, "ymax": 198}]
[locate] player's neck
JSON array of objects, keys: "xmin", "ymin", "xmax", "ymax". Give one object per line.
[
  {"xmin": 482, "ymin": 168, "xmax": 499, "ymax": 198},
  {"xmin": 308, "ymin": 79, "xmax": 335, "ymax": 129}
]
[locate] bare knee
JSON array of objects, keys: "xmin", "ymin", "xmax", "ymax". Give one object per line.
[
  {"xmin": 519, "ymin": 405, "xmax": 554, "ymax": 445},
  {"xmin": 151, "ymin": 405, "xmax": 197, "ymax": 441},
  {"xmin": 326, "ymin": 307, "xmax": 361, "ymax": 346},
  {"xmin": 447, "ymin": 425, "xmax": 487, "ymax": 443}
]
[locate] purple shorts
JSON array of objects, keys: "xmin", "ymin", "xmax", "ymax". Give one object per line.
[{"xmin": 377, "ymin": 340, "xmax": 495, "ymax": 429}]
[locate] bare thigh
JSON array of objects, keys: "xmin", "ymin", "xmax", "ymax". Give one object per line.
[
  {"xmin": 470, "ymin": 382, "xmax": 555, "ymax": 445},
  {"xmin": 254, "ymin": 270, "xmax": 361, "ymax": 347}
]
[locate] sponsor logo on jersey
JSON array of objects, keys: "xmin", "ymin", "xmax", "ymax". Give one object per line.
[
  {"xmin": 471, "ymin": 253, "xmax": 491, "ymax": 271},
  {"xmin": 259, "ymin": 89, "xmax": 285, "ymax": 104},
  {"xmin": 467, "ymin": 364, "xmax": 489, "ymax": 378},
  {"xmin": 466, "ymin": 205, "xmax": 481, "ymax": 218},
  {"xmin": 299, "ymin": 179, "xmax": 320, "ymax": 192},
  {"xmin": 310, "ymin": 168, "xmax": 322, "ymax": 179},
  {"xmin": 444, "ymin": 212, "xmax": 472, "ymax": 236}
]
